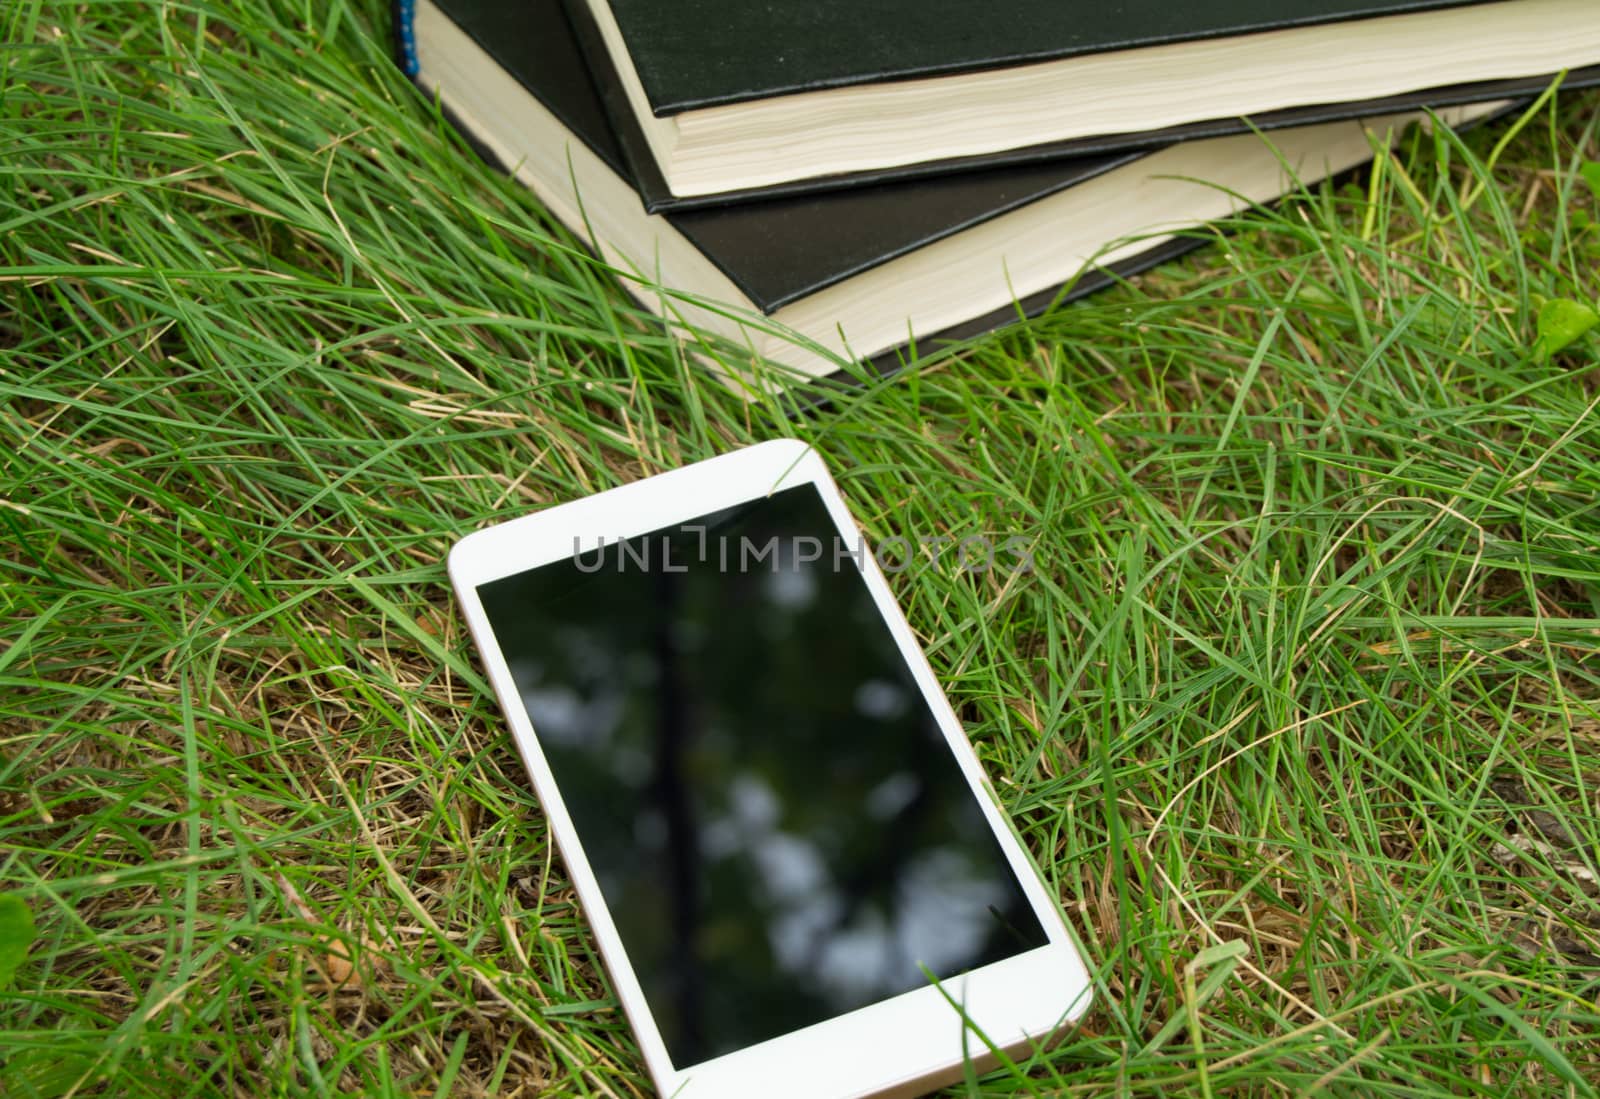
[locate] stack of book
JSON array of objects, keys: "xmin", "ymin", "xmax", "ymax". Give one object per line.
[{"xmin": 397, "ymin": 0, "xmax": 1600, "ymax": 387}]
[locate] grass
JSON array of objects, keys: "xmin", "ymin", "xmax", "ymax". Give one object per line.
[{"xmin": 4, "ymin": 0, "xmax": 1600, "ymax": 1095}]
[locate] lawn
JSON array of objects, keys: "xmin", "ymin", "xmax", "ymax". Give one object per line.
[{"xmin": 4, "ymin": 1, "xmax": 1600, "ymax": 1096}]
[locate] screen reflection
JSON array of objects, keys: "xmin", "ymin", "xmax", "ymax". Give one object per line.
[{"xmin": 479, "ymin": 485, "xmax": 1048, "ymax": 1066}]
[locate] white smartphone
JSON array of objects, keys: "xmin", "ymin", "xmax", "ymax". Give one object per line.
[{"xmin": 447, "ymin": 438, "xmax": 1091, "ymax": 1098}]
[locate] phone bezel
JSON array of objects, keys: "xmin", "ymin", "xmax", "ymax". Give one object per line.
[{"xmin": 447, "ymin": 438, "xmax": 1092, "ymax": 1098}]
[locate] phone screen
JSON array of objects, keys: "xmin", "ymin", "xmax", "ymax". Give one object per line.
[{"xmin": 478, "ymin": 483, "xmax": 1049, "ymax": 1066}]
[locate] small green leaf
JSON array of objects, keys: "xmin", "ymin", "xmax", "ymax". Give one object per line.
[
  {"xmin": 1581, "ymin": 161, "xmax": 1600, "ymax": 200},
  {"xmin": 0, "ymin": 893, "xmax": 36, "ymax": 989},
  {"xmin": 1534, "ymin": 298, "xmax": 1600, "ymax": 361}
]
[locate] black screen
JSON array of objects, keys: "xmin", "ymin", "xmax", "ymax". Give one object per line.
[{"xmin": 478, "ymin": 484, "xmax": 1048, "ymax": 1066}]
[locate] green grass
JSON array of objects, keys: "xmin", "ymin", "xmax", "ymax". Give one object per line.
[{"xmin": 5, "ymin": 1, "xmax": 1600, "ymax": 1095}]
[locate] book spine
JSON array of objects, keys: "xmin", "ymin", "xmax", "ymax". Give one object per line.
[{"xmin": 395, "ymin": 0, "xmax": 419, "ymax": 77}]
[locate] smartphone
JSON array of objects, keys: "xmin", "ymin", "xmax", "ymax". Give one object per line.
[{"xmin": 447, "ymin": 438, "xmax": 1091, "ymax": 1098}]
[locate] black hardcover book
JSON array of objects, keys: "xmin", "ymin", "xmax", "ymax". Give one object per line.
[
  {"xmin": 570, "ymin": 0, "xmax": 1600, "ymax": 199},
  {"xmin": 401, "ymin": 0, "xmax": 1507, "ymax": 387},
  {"xmin": 557, "ymin": 0, "xmax": 1600, "ymax": 211}
]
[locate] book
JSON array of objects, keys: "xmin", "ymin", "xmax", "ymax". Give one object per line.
[
  {"xmin": 565, "ymin": 0, "xmax": 1600, "ymax": 199},
  {"xmin": 558, "ymin": 0, "xmax": 1600, "ymax": 212},
  {"xmin": 401, "ymin": 0, "xmax": 1501, "ymax": 387},
  {"xmin": 598, "ymin": 69, "xmax": 1600, "ymax": 214}
]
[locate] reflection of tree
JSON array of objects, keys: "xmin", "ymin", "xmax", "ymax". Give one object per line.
[
  {"xmin": 648, "ymin": 566, "xmax": 703, "ymax": 1055},
  {"xmin": 479, "ymin": 486, "xmax": 1048, "ymax": 1067},
  {"xmin": 798, "ymin": 763, "xmax": 931, "ymax": 984}
]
